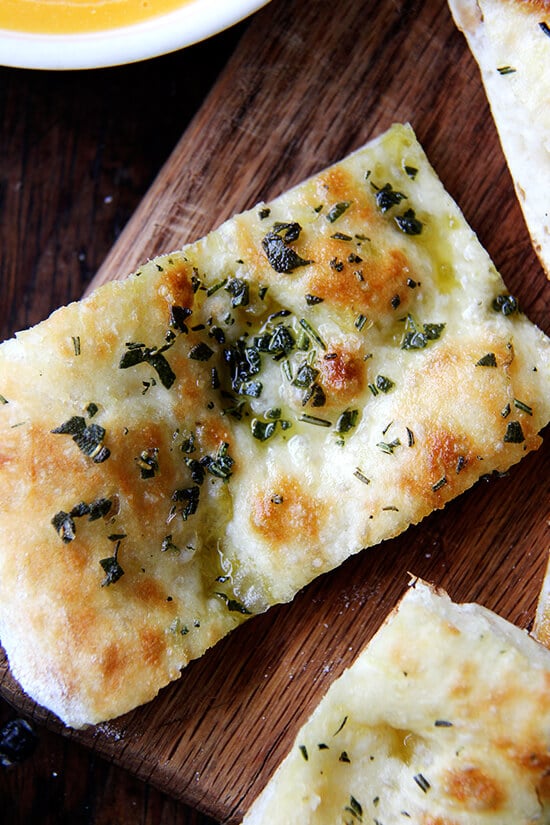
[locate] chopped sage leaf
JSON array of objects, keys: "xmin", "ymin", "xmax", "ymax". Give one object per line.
[
  {"xmin": 305, "ymin": 293, "xmax": 324, "ymax": 305},
  {"xmin": 171, "ymin": 486, "xmax": 200, "ymax": 520},
  {"xmin": 215, "ymin": 592, "xmax": 252, "ymax": 614},
  {"xmin": 339, "ymin": 751, "xmax": 351, "ymax": 763},
  {"xmin": 100, "ymin": 541, "xmax": 124, "ymax": 587},
  {"xmin": 326, "ymin": 201, "xmax": 351, "ymax": 223},
  {"xmin": 501, "ymin": 403, "xmax": 511, "ymax": 419},
  {"xmin": 119, "ymin": 343, "xmax": 176, "ymax": 389},
  {"xmin": 86, "ymin": 402, "xmax": 98, "ymax": 418},
  {"xmin": 375, "ymin": 374, "xmax": 394, "ymax": 393},
  {"xmin": 492, "ymin": 293, "xmax": 518, "ymax": 316},
  {"xmin": 189, "ymin": 342, "xmax": 214, "ymax": 362},
  {"xmin": 504, "ymin": 420, "xmax": 525, "ymax": 443},
  {"xmin": 336, "ymin": 409, "xmax": 358, "ymax": 434},
  {"xmin": 51, "ymin": 511, "xmax": 76, "ymax": 543},
  {"xmin": 374, "ymin": 182, "xmax": 407, "ymax": 213},
  {"xmin": 394, "ymin": 208, "xmax": 423, "ymax": 235},
  {"xmin": 225, "ymin": 277, "xmax": 249, "ymax": 307},
  {"xmin": 258, "ymin": 207, "xmax": 271, "ymax": 219},
  {"xmin": 251, "ymin": 419, "xmax": 277, "ymax": 441},
  {"xmin": 262, "ymin": 227, "xmax": 311, "ymax": 273},
  {"xmin": 475, "ymin": 352, "xmax": 497, "ymax": 367},
  {"xmin": 170, "ymin": 305, "xmax": 192, "ymax": 332}
]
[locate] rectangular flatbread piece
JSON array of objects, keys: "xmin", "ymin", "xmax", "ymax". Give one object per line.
[
  {"xmin": 242, "ymin": 579, "xmax": 550, "ymax": 824},
  {"xmin": 447, "ymin": 0, "xmax": 550, "ymax": 276},
  {"xmin": 0, "ymin": 123, "xmax": 549, "ymax": 727}
]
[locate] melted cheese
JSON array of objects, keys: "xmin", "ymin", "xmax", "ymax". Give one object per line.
[
  {"xmin": 0, "ymin": 123, "xmax": 549, "ymax": 727},
  {"xmin": 242, "ymin": 581, "xmax": 550, "ymax": 824}
]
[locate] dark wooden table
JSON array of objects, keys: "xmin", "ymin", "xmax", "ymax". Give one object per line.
[{"xmin": 0, "ymin": 20, "xmax": 247, "ymax": 825}]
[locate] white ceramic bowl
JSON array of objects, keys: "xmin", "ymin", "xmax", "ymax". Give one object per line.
[{"xmin": 0, "ymin": 0, "xmax": 271, "ymax": 71}]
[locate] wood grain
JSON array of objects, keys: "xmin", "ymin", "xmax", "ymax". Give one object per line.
[{"xmin": 1, "ymin": 0, "xmax": 549, "ymax": 823}]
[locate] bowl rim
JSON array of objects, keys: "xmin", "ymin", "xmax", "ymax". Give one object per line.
[{"xmin": 0, "ymin": 0, "xmax": 270, "ymax": 70}]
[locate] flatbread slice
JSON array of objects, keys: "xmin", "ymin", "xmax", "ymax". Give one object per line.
[
  {"xmin": 447, "ymin": 0, "xmax": 550, "ymax": 276},
  {"xmin": 0, "ymin": 123, "xmax": 549, "ymax": 728},
  {"xmin": 242, "ymin": 579, "xmax": 550, "ymax": 824},
  {"xmin": 534, "ymin": 550, "xmax": 550, "ymax": 647}
]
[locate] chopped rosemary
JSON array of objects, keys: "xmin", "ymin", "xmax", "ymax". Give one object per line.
[
  {"xmin": 413, "ymin": 773, "xmax": 431, "ymax": 793},
  {"xmin": 432, "ymin": 476, "xmax": 447, "ymax": 492},
  {"xmin": 353, "ymin": 468, "xmax": 370, "ymax": 485},
  {"xmin": 299, "ymin": 744, "xmax": 308, "ymax": 761},
  {"xmin": 305, "ymin": 293, "xmax": 324, "ymax": 305},
  {"xmin": 541, "ymin": 21, "xmax": 550, "ymax": 37},
  {"xmin": 71, "ymin": 336, "xmax": 81, "ymax": 356},
  {"xmin": 299, "ymin": 413, "xmax": 331, "ymax": 427},
  {"xmin": 345, "ymin": 795, "xmax": 363, "ymax": 820},
  {"xmin": 497, "ymin": 65, "xmax": 516, "ymax": 75},
  {"xmin": 299, "ymin": 318, "xmax": 327, "ymax": 350},
  {"xmin": 514, "ymin": 398, "xmax": 533, "ymax": 415},
  {"xmin": 434, "ymin": 719, "xmax": 453, "ymax": 727},
  {"xmin": 339, "ymin": 751, "xmax": 351, "ymax": 763},
  {"xmin": 377, "ymin": 439, "xmax": 400, "ymax": 454},
  {"xmin": 355, "ymin": 314, "xmax": 368, "ymax": 331}
]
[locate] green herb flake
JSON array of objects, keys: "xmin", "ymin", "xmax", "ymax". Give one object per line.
[
  {"xmin": 299, "ymin": 744, "xmax": 308, "ymax": 761},
  {"xmin": 434, "ymin": 719, "xmax": 453, "ymax": 727},
  {"xmin": 299, "ymin": 413, "xmax": 332, "ymax": 427},
  {"xmin": 374, "ymin": 183, "xmax": 407, "ymax": 213},
  {"xmin": 51, "ymin": 416, "xmax": 110, "ymax": 463},
  {"xmin": 377, "ymin": 439, "xmax": 401, "ymax": 455},
  {"xmin": 336, "ymin": 409, "xmax": 358, "ymax": 434},
  {"xmin": 375, "ymin": 374, "xmax": 394, "ymax": 393},
  {"xmin": 353, "ymin": 468, "xmax": 371, "ymax": 485},
  {"xmin": 333, "ymin": 716, "xmax": 348, "ymax": 735},
  {"xmin": 100, "ymin": 540, "xmax": 124, "ymax": 587},
  {"xmin": 71, "ymin": 336, "xmax": 81, "ymax": 356},
  {"xmin": 262, "ymin": 223, "xmax": 312, "ymax": 273},
  {"xmin": 497, "ymin": 65, "xmax": 516, "ymax": 75},
  {"xmin": 540, "ymin": 21, "xmax": 550, "ymax": 37},
  {"xmin": 355, "ymin": 314, "xmax": 368, "ymax": 331},
  {"xmin": 299, "ymin": 318, "xmax": 327, "ymax": 350},
  {"xmin": 492, "ymin": 293, "xmax": 519, "ymax": 316},
  {"xmin": 326, "ymin": 201, "xmax": 351, "ymax": 223},
  {"xmin": 404, "ymin": 165, "xmax": 418, "ymax": 179},
  {"xmin": 406, "ymin": 427, "xmax": 415, "ymax": 447},
  {"xmin": 161, "ymin": 535, "xmax": 181, "ymax": 553},
  {"xmin": 119, "ymin": 342, "xmax": 176, "ymax": 389},
  {"xmin": 413, "ymin": 773, "xmax": 431, "ymax": 793},
  {"xmin": 432, "ymin": 476, "xmax": 447, "ymax": 492},
  {"xmin": 136, "ymin": 448, "xmax": 159, "ymax": 479},
  {"xmin": 258, "ymin": 207, "xmax": 271, "ymax": 219},
  {"xmin": 504, "ymin": 420, "xmax": 525, "ymax": 444},
  {"xmin": 395, "ymin": 208, "xmax": 423, "ymax": 235},
  {"xmin": 251, "ymin": 419, "xmax": 277, "ymax": 441},
  {"xmin": 339, "ymin": 751, "xmax": 351, "ymax": 763},
  {"xmin": 475, "ymin": 352, "xmax": 497, "ymax": 367},
  {"xmin": 305, "ymin": 293, "xmax": 324, "ymax": 306},
  {"xmin": 514, "ymin": 398, "xmax": 533, "ymax": 415},
  {"xmin": 188, "ymin": 342, "xmax": 214, "ymax": 362},
  {"xmin": 0, "ymin": 394, "xmax": 8, "ymax": 405},
  {"xmin": 225, "ymin": 277, "xmax": 250, "ymax": 308},
  {"xmin": 345, "ymin": 795, "xmax": 363, "ymax": 821},
  {"xmin": 215, "ymin": 592, "xmax": 252, "ymax": 614}
]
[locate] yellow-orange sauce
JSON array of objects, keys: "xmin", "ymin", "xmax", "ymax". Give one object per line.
[{"xmin": 0, "ymin": 0, "xmax": 193, "ymax": 35}]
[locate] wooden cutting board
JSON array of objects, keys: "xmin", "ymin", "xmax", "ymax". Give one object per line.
[{"xmin": 1, "ymin": 0, "xmax": 549, "ymax": 821}]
